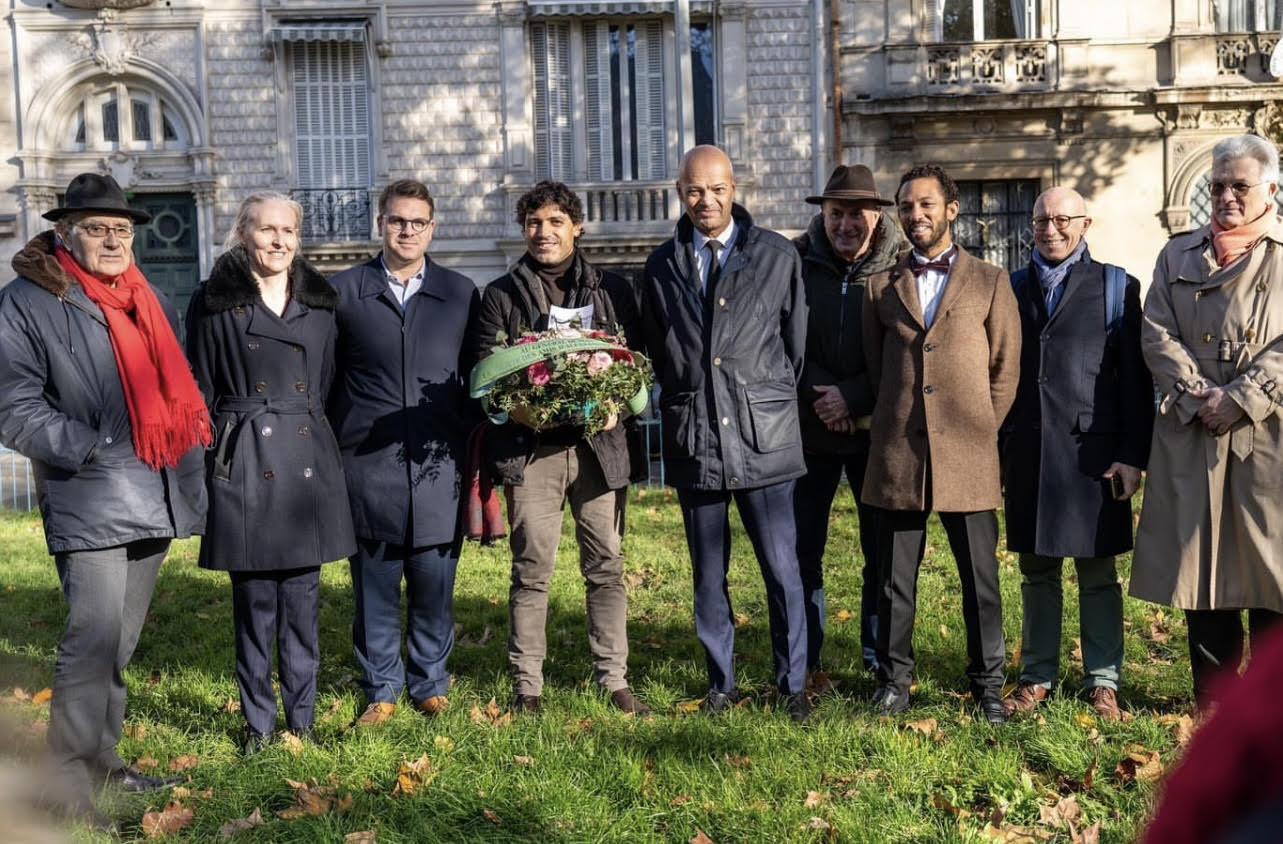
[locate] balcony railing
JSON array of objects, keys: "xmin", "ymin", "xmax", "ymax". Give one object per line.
[
  {"xmin": 1216, "ymin": 32, "xmax": 1279, "ymax": 80},
  {"xmin": 884, "ymin": 40, "xmax": 1056, "ymax": 94},
  {"xmin": 291, "ymin": 187, "xmax": 372, "ymax": 243},
  {"xmin": 503, "ymin": 179, "xmax": 678, "ymax": 240}
]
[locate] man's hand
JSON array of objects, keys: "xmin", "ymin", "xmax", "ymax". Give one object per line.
[
  {"xmin": 825, "ymin": 417, "xmax": 858, "ymax": 435},
  {"xmin": 812, "ymin": 384, "xmax": 851, "ymax": 426},
  {"xmin": 1102, "ymin": 462, "xmax": 1142, "ymax": 499},
  {"xmin": 1190, "ymin": 386, "xmax": 1245, "ymax": 435}
]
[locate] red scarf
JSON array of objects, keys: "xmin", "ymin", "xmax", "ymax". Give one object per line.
[
  {"xmin": 1211, "ymin": 203, "xmax": 1277, "ymax": 267},
  {"xmin": 54, "ymin": 246, "xmax": 211, "ymax": 468}
]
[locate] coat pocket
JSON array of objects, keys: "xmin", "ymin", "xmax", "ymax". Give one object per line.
[
  {"xmin": 744, "ymin": 380, "xmax": 800, "ymax": 453},
  {"xmin": 660, "ymin": 391, "xmax": 697, "ymax": 458}
]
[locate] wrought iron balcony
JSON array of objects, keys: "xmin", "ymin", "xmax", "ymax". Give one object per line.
[{"xmin": 291, "ymin": 187, "xmax": 372, "ymax": 243}]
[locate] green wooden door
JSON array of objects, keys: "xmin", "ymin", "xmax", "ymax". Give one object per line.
[{"xmin": 131, "ymin": 194, "xmax": 200, "ymax": 336}]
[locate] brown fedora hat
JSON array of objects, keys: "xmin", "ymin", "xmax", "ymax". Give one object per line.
[
  {"xmin": 43, "ymin": 173, "xmax": 152, "ymax": 224},
  {"xmin": 805, "ymin": 164, "xmax": 892, "ymax": 206}
]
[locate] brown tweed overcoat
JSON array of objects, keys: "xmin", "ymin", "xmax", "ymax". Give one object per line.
[{"xmin": 860, "ymin": 246, "xmax": 1022, "ymax": 512}]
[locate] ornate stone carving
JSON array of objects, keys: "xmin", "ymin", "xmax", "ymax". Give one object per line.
[
  {"xmin": 60, "ymin": 0, "xmax": 154, "ymax": 10},
  {"xmin": 95, "ymin": 152, "xmax": 163, "ymax": 187},
  {"xmin": 1014, "ymin": 44, "xmax": 1047, "ymax": 83},
  {"xmin": 970, "ymin": 46, "xmax": 1004, "ymax": 83},
  {"xmin": 926, "ymin": 47, "xmax": 959, "ymax": 85},
  {"xmin": 1202, "ymin": 108, "xmax": 1250, "ymax": 129},
  {"xmin": 1176, "ymin": 104, "xmax": 1202, "ymax": 130},
  {"xmin": 71, "ymin": 13, "xmax": 157, "ymax": 76}
]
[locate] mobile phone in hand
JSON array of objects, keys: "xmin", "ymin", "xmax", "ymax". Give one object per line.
[{"xmin": 1101, "ymin": 474, "xmax": 1126, "ymax": 499}]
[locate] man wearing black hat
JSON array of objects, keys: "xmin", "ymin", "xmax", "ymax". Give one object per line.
[
  {"xmin": 0, "ymin": 174, "xmax": 208, "ymax": 821},
  {"xmin": 793, "ymin": 165, "xmax": 907, "ymax": 686}
]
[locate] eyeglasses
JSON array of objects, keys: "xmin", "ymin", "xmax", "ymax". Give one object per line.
[
  {"xmin": 1209, "ymin": 181, "xmax": 1262, "ymax": 197},
  {"xmin": 382, "ymin": 215, "xmax": 433, "ymax": 234},
  {"xmin": 1032, "ymin": 215, "xmax": 1088, "ymax": 230},
  {"xmin": 73, "ymin": 222, "xmax": 135, "ymax": 239}
]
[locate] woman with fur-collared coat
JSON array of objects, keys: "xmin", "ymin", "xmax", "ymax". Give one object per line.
[
  {"xmin": 1131, "ymin": 134, "xmax": 1283, "ymax": 706},
  {"xmin": 186, "ymin": 192, "xmax": 355, "ymax": 752}
]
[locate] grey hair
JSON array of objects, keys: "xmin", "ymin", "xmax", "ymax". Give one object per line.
[
  {"xmin": 223, "ymin": 192, "xmax": 304, "ymax": 251},
  {"xmin": 1212, "ymin": 134, "xmax": 1281, "ymax": 183}
]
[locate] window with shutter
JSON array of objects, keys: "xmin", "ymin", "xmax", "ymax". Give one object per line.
[
  {"xmin": 1214, "ymin": 0, "xmax": 1282, "ymax": 31},
  {"xmin": 290, "ymin": 39, "xmax": 371, "ymax": 189},
  {"xmin": 529, "ymin": 16, "xmax": 678, "ymax": 183}
]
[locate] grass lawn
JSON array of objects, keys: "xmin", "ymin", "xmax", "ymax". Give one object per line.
[{"xmin": 0, "ymin": 488, "xmax": 1189, "ymax": 842}]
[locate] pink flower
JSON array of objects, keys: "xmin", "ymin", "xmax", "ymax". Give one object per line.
[
  {"xmin": 515, "ymin": 334, "xmax": 539, "ymax": 346},
  {"xmin": 527, "ymin": 361, "xmax": 552, "ymax": 386},
  {"xmin": 586, "ymin": 351, "xmax": 613, "ymax": 376}
]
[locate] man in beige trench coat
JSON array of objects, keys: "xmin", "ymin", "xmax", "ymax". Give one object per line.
[
  {"xmin": 863, "ymin": 163, "xmax": 1022, "ymax": 723},
  {"xmin": 1131, "ymin": 133, "xmax": 1283, "ymax": 707}
]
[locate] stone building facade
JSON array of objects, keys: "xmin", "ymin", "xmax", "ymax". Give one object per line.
[
  {"xmin": 839, "ymin": 0, "xmax": 1283, "ymax": 278},
  {"xmin": 0, "ymin": 0, "xmax": 831, "ymax": 312}
]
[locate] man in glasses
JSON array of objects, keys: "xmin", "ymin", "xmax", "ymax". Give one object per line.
[
  {"xmin": 328, "ymin": 179, "xmax": 480, "ymax": 727},
  {"xmin": 0, "ymin": 173, "xmax": 209, "ymax": 823},
  {"xmin": 1001, "ymin": 186, "xmax": 1152, "ymax": 721}
]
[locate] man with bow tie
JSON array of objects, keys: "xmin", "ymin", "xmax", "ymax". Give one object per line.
[{"xmin": 861, "ymin": 163, "xmax": 1021, "ymax": 723}]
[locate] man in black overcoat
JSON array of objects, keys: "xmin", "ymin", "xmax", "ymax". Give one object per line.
[
  {"xmin": 1000, "ymin": 186, "xmax": 1154, "ymax": 720},
  {"xmin": 328, "ymin": 180, "xmax": 480, "ymax": 725}
]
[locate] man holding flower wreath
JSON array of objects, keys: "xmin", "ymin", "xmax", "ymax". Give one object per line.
[{"xmin": 468, "ymin": 181, "xmax": 650, "ymax": 716}]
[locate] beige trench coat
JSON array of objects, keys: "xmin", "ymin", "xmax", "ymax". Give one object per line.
[
  {"xmin": 1131, "ymin": 218, "xmax": 1283, "ymax": 611},
  {"xmin": 861, "ymin": 247, "xmax": 1022, "ymax": 512}
]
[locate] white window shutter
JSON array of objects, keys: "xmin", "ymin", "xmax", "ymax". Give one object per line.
[
  {"xmin": 633, "ymin": 20, "xmax": 666, "ymax": 180},
  {"xmin": 291, "ymin": 39, "xmax": 371, "ymax": 188},
  {"xmin": 583, "ymin": 22, "xmax": 614, "ymax": 181},
  {"xmin": 531, "ymin": 22, "xmax": 573, "ymax": 180}
]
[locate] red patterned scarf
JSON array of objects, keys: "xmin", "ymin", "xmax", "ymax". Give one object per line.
[{"xmin": 54, "ymin": 246, "xmax": 211, "ymax": 468}]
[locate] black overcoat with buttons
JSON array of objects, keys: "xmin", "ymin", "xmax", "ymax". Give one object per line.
[
  {"xmin": 1000, "ymin": 253, "xmax": 1153, "ymax": 558},
  {"xmin": 185, "ymin": 247, "xmax": 356, "ymax": 571}
]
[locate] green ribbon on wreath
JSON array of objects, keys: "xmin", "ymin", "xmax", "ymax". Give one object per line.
[{"xmin": 469, "ymin": 336, "xmax": 651, "ymax": 423}]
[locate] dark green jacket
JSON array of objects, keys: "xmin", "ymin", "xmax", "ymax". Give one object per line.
[{"xmin": 793, "ymin": 212, "xmax": 907, "ymax": 454}]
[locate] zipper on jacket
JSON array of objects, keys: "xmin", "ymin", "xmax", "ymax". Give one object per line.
[{"xmin": 837, "ymin": 279, "xmax": 849, "ymax": 347}]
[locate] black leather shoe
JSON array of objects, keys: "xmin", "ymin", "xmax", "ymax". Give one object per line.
[
  {"xmin": 700, "ymin": 690, "xmax": 735, "ymax": 715},
  {"xmin": 978, "ymin": 694, "xmax": 1008, "ymax": 725},
  {"xmin": 104, "ymin": 765, "xmax": 183, "ymax": 792},
  {"xmin": 783, "ymin": 692, "xmax": 812, "ymax": 724},
  {"xmin": 241, "ymin": 728, "xmax": 273, "ymax": 756},
  {"xmin": 871, "ymin": 685, "xmax": 911, "ymax": 716},
  {"xmin": 512, "ymin": 693, "xmax": 542, "ymax": 714}
]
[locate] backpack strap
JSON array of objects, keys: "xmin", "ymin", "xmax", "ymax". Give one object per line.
[{"xmin": 1103, "ymin": 263, "xmax": 1126, "ymax": 338}]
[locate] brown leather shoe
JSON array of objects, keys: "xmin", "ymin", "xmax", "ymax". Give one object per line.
[
  {"xmin": 354, "ymin": 701, "xmax": 396, "ymax": 727},
  {"xmin": 414, "ymin": 696, "xmax": 450, "ymax": 717},
  {"xmin": 1002, "ymin": 683, "xmax": 1048, "ymax": 716},
  {"xmin": 1087, "ymin": 686, "xmax": 1123, "ymax": 722},
  {"xmin": 609, "ymin": 687, "xmax": 652, "ymax": 716},
  {"xmin": 512, "ymin": 693, "xmax": 542, "ymax": 714}
]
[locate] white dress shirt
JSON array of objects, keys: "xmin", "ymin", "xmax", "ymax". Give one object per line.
[
  {"xmin": 381, "ymin": 256, "xmax": 426, "ymax": 308},
  {"xmin": 693, "ymin": 219, "xmax": 737, "ymax": 292},
  {"xmin": 911, "ymin": 247, "xmax": 957, "ymax": 328}
]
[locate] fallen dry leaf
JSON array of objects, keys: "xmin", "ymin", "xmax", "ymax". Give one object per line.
[
  {"xmin": 221, "ymin": 698, "xmax": 242, "ymax": 713},
  {"xmin": 1070, "ymin": 638, "xmax": 1083, "ymax": 663},
  {"xmin": 1173, "ymin": 713, "xmax": 1196, "ymax": 748},
  {"xmin": 31, "ymin": 687, "xmax": 52, "ymax": 706},
  {"xmin": 124, "ymin": 723, "xmax": 146, "ymax": 740},
  {"xmin": 168, "ymin": 755, "xmax": 199, "ymax": 772},
  {"xmin": 834, "ymin": 609, "xmax": 855, "ymax": 622},
  {"xmin": 469, "ymin": 697, "xmax": 514, "ymax": 727},
  {"xmin": 733, "ymin": 613, "xmax": 750, "ymax": 627},
  {"xmin": 141, "ymin": 801, "xmax": 194, "ymax": 838},
  {"xmin": 513, "ymin": 755, "xmax": 534, "ymax": 766},
  {"xmin": 277, "ymin": 731, "xmax": 306, "ymax": 756},
  {"xmin": 1036, "ymin": 795, "xmax": 1081, "ymax": 829},
  {"xmin": 391, "ymin": 754, "xmax": 436, "ymax": 797},
  {"xmin": 670, "ymin": 794, "xmax": 692, "ymax": 806},
  {"xmin": 1073, "ymin": 712, "xmax": 1096, "ymax": 730},
  {"xmin": 724, "ymin": 753, "xmax": 752, "ymax": 768},
  {"xmin": 218, "ymin": 807, "xmax": 264, "ymax": 838},
  {"xmin": 1114, "ymin": 746, "xmax": 1164, "ymax": 785},
  {"xmin": 482, "ymin": 808, "xmax": 501, "ymax": 824},
  {"xmin": 931, "ymin": 792, "xmax": 971, "ymax": 819},
  {"xmin": 345, "ymin": 832, "xmax": 377, "ymax": 844},
  {"xmin": 903, "ymin": 717, "xmax": 938, "ymax": 736},
  {"xmin": 1072, "ymin": 820, "xmax": 1101, "ymax": 844},
  {"xmin": 8, "ymin": 687, "xmax": 30, "ymax": 702},
  {"xmin": 277, "ymin": 777, "xmax": 350, "ymax": 819},
  {"xmin": 690, "ymin": 829, "xmax": 715, "ymax": 844},
  {"xmin": 434, "ymin": 735, "xmax": 455, "ymax": 752},
  {"xmin": 324, "ymin": 698, "xmax": 346, "ymax": 718},
  {"xmin": 676, "ymin": 698, "xmax": 703, "ymax": 713},
  {"xmin": 978, "ymin": 822, "xmax": 1053, "ymax": 842},
  {"xmin": 804, "ymin": 790, "xmax": 827, "ymax": 808},
  {"xmin": 136, "ymin": 754, "xmax": 161, "ymax": 770}
]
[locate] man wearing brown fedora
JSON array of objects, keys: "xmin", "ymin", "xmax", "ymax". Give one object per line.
[
  {"xmin": 0, "ymin": 173, "xmax": 209, "ymax": 823},
  {"xmin": 793, "ymin": 165, "xmax": 907, "ymax": 689}
]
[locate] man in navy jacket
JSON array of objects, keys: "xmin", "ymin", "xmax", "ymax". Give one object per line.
[{"xmin": 328, "ymin": 180, "xmax": 479, "ymax": 726}]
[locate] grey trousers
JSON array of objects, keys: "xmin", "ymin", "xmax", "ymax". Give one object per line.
[
  {"xmin": 505, "ymin": 442, "xmax": 629, "ymax": 696},
  {"xmin": 1016, "ymin": 553, "xmax": 1123, "ymax": 691},
  {"xmin": 47, "ymin": 539, "xmax": 168, "ymax": 812}
]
